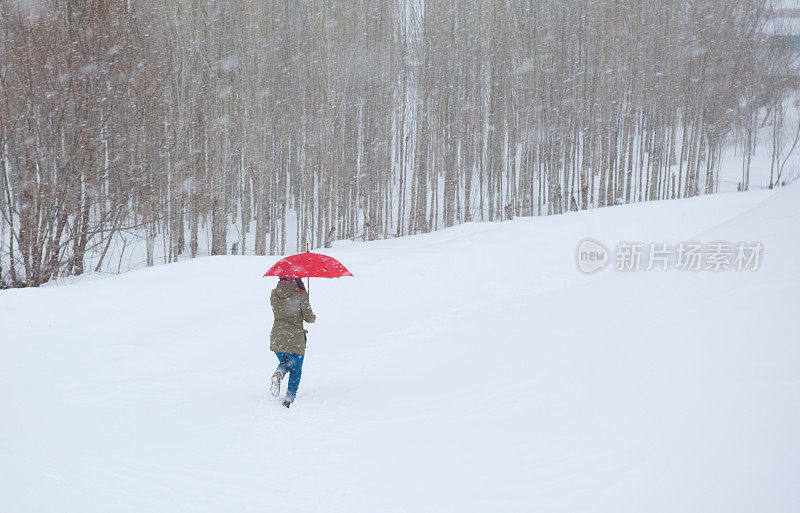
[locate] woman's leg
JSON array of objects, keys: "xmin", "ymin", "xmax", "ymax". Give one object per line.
[
  {"xmin": 284, "ymin": 353, "xmax": 304, "ymax": 400},
  {"xmin": 271, "ymin": 352, "xmax": 290, "ymax": 397},
  {"xmin": 275, "ymin": 352, "xmax": 289, "ymax": 376}
]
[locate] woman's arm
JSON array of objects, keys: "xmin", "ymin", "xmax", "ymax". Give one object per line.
[{"xmin": 300, "ymin": 293, "xmax": 316, "ymax": 323}]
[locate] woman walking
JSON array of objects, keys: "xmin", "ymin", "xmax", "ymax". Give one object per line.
[{"xmin": 269, "ymin": 276, "xmax": 316, "ymax": 408}]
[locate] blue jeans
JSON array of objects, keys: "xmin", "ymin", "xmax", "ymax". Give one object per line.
[{"xmin": 275, "ymin": 352, "xmax": 304, "ymax": 400}]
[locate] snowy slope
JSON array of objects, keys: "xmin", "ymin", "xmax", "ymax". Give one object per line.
[{"xmin": 1, "ymin": 185, "xmax": 798, "ymax": 513}]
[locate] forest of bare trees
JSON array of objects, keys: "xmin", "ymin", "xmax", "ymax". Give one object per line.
[{"xmin": 0, "ymin": 0, "xmax": 796, "ymax": 286}]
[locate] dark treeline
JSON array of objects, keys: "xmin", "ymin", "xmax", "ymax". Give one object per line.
[{"xmin": 0, "ymin": 0, "xmax": 793, "ymax": 286}]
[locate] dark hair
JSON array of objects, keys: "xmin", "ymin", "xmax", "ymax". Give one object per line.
[{"xmin": 279, "ymin": 276, "xmax": 306, "ymax": 291}]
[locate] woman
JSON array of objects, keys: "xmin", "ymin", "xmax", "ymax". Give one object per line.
[{"xmin": 269, "ymin": 276, "xmax": 316, "ymax": 408}]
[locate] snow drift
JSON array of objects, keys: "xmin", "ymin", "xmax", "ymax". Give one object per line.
[{"xmin": 1, "ymin": 184, "xmax": 798, "ymax": 513}]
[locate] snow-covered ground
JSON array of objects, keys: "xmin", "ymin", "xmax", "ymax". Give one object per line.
[{"xmin": 1, "ymin": 183, "xmax": 798, "ymax": 512}]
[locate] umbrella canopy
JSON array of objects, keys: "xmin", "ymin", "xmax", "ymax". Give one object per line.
[{"xmin": 264, "ymin": 251, "xmax": 353, "ymax": 279}]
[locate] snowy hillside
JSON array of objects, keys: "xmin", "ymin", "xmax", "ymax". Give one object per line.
[{"xmin": 1, "ymin": 184, "xmax": 799, "ymax": 513}]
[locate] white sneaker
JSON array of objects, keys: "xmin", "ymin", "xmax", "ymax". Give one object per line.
[{"xmin": 270, "ymin": 371, "xmax": 283, "ymax": 398}]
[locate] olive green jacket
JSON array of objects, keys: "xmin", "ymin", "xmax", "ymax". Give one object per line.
[{"xmin": 269, "ymin": 281, "xmax": 316, "ymax": 355}]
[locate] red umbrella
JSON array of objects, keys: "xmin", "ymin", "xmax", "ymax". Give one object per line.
[{"xmin": 264, "ymin": 250, "xmax": 352, "ymax": 294}]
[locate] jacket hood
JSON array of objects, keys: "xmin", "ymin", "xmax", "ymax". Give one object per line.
[{"xmin": 275, "ymin": 280, "xmax": 298, "ymax": 298}]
